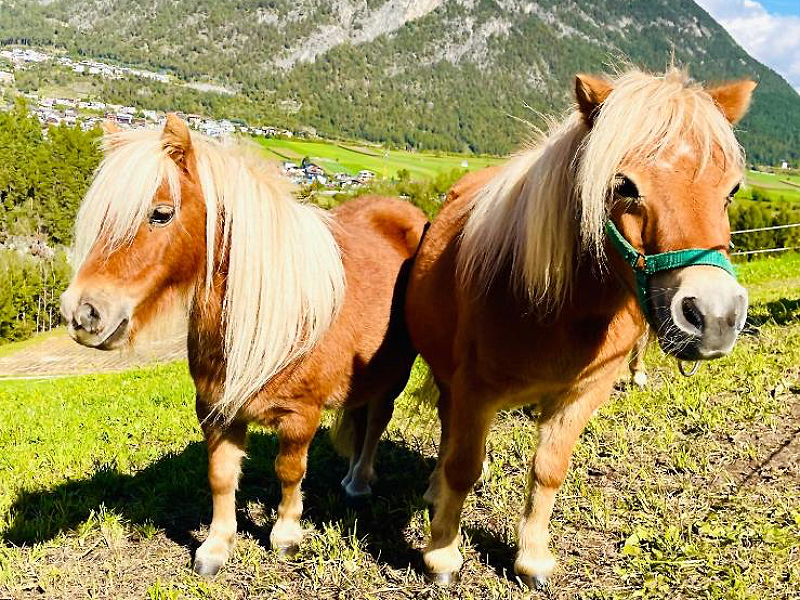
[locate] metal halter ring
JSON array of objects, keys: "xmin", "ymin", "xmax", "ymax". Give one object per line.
[{"xmin": 678, "ymin": 360, "xmax": 700, "ymax": 377}]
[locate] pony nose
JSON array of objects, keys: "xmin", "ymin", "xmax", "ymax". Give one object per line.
[
  {"xmin": 701, "ymin": 290, "xmax": 748, "ymax": 334},
  {"xmin": 681, "ymin": 297, "xmax": 704, "ymax": 333},
  {"xmin": 672, "ymin": 286, "xmax": 748, "ymax": 357},
  {"xmin": 74, "ymin": 301, "xmax": 102, "ymax": 333}
]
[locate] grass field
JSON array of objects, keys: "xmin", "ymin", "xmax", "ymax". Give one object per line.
[
  {"xmin": 257, "ymin": 137, "xmax": 501, "ymax": 180},
  {"xmin": 743, "ymin": 170, "xmax": 800, "ymax": 202},
  {"xmin": 257, "ymin": 139, "xmax": 798, "ymax": 204},
  {"xmin": 0, "ymin": 254, "xmax": 798, "ymax": 599}
]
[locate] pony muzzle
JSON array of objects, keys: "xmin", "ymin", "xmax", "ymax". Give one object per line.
[
  {"xmin": 650, "ymin": 266, "xmax": 748, "ymax": 360},
  {"xmin": 61, "ymin": 289, "xmax": 132, "ymax": 350}
]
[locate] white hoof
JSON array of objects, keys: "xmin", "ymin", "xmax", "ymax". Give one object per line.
[
  {"xmin": 270, "ymin": 519, "xmax": 305, "ymax": 551},
  {"xmin": 514, "ymin": 552, "xmax": 556, "ymax": 583},
  {"xmin": 632, "ymin": 371, "xmax": 648, "ymax": 388},
  {"xmin": 194, "ymin": 536, "xmax": 233, "ymax": 577},
  {"xmin": 424, "ymin": 544, "xmax": 464, "ymax": 576},
  {"xmin": 343, "ymin": 479, "xmax": 373, "ymax": 499}
]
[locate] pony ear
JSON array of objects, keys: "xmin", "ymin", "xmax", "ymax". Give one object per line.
[
  {"xmin": 162, "ymin": 113, "xmax": 192, "ymax": 164},
  {"xmin": 707, "ymin": 80, "xmax": 757, "ymax": 124},
  {"xmin": 575, "ymin": 74, "xmax": 614, "ymax": 127},
  {"xmin": 101, "ymin": 120, "xmax": 121, "ymax": 135}
]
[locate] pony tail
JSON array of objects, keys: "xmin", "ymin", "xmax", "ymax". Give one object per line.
[
  {"xmin": 396, "ymin": 360, "xmax": 440, "ymax": 444},
  {"xmin": 329, "ymin": 408, "xmax": 356, "ymax": 458}
]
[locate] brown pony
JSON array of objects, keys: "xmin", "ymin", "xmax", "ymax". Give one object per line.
[
  {"xmin": 61, "ymin": 116, "xmax": 427, "ymax": 576},
  {"xmin": 405, "ymin": 68, "xmax": 754, "ymax": 587}
]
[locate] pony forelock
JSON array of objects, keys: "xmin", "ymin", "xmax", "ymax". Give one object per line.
[
  {"xmin": 457, "ymin": 66, "xmax": 745, "ymax": 312},
  {"xmin": 73, "ymin": 128, "xmax": 346, "ymax": 421}
]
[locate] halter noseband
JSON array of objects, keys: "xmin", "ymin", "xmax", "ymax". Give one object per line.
[{"xmin": 604, "ymin": 219, "xmax": 736, "ymax": 327}]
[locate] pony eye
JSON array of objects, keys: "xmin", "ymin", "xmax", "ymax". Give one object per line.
[
  {"xmin": 614, "ymin": 175, "xmax": 640, "ymax": 200},
  {"xmin": 149, "ymin": 205, "xmax": 175, "ymax": 226},
  {"xmin": 728, "ymin": 183, "xmax": 740, "ymax": 198}
]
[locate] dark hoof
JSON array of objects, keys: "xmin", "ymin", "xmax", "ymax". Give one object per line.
[
  {"xmin": 425, "ymin": 570, "xmax": 459, "ymax": 586},
  {"xmin": 520, "ymin": 574, "xmax": 549, "ymax": 591},
  {"xmin": 192, "ymin": 557, "xmax": 223, "ymax": 578},
  {"xmin": 275, "ymin": 544, "xmax": 300, "ymax": 559}
]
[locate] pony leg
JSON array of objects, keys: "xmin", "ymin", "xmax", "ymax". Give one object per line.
[
  {"xmin": 629, "ymin": 329, "xmax": 649, "ymax": 388},
  {"xmin": 340, "ymin": 406, "xmax": 368, "ymax": 491},
  {"xmin": 194, "ymin": 422, "xmax": 247, "ymax": 577},
  {"xmin": 514, "ymin": 379, "xmax": 615, "ymax": 589},
  {"xmin": 344, "ymin": 392, "xmax": 395, "ymax": 499},
  {"xmin": 424, "ymin": 385, "xmax": 494, "ymax": 583},
  {"xmin": 270, "ymin": 406, "xmax": 321, "ymax": 554}
]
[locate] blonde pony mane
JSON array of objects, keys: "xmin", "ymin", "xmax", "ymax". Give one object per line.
[
  {"xmin": 74, "ymin": 129, "xmax": 346, "ymax": 420},
  {"xmin": 457, "ymin": 67, "xmax": 745, "ymax": 311}
]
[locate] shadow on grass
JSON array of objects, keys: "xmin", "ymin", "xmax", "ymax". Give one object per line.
[
  {"xmin": 3, "ymin": 429, "xmax": 441, "ymax": 573},
  {"xmin": 745, "ymin": 297, "xmax": 800, "ymax": 331}
]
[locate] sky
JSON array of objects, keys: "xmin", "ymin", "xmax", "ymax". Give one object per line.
[{"xmin": 695, "ymin": 0, "xmax": 800, "ymax": 93}]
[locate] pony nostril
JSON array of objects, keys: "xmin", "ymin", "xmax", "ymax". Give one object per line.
[
  {"xmin": 74, "ymin": 302, "xmax": 101, "ymax": 333},
  {"xmin": 681, "ymin": 297, "xmax": 704, "ymax": 333}
]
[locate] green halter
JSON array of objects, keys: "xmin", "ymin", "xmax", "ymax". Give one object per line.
[{"xmin": 604, "ymin": 219, "xmax": 736, "ymax": 325}]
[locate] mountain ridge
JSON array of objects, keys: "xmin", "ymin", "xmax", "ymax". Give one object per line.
[{"xmin": 1, "ymin": 0, "xmax": 797, "ymax": 163}]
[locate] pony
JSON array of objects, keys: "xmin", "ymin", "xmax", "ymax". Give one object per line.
[
  {"xmin": 60, "ymin": 116, "xmax": 427, "ymax": 576},
  {"xmin": 405, "ymin": 67, "xmax": 754, "ymax": 588}
]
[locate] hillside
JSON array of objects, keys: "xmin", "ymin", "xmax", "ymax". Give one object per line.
[{"xmin": 1, "ymin": 0, "xmax": 798, "ymax": 162}]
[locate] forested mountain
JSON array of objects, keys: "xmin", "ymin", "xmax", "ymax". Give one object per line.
[{"xmin": 1, "ymin": 0, "xmax": 798, "ymax": 162}]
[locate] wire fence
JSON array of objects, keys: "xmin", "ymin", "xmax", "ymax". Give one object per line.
[
  {"xmin": 730, "ymin": 222, "xmax": 800, "ymax": 257},
  {"xmin": 731, "ymin": 223, "xmax": 800, "ymax": 235}
]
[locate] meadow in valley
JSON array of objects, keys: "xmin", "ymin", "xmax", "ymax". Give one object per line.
[{"xmin": 0, "ymin": 253, "xmax": 797, "ymax": 599}]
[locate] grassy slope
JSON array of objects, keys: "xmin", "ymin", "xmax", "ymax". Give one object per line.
[
  {"xmin": 744, "ymin": 170, "xmax": 800, "ymax": 202},
  {"xmin": 0, "ymin": 255, "xmax": 798, "ymax": 599},
  {"xmin": 257, "ymin": 138, "xmax": 501, "ymax": 180}
]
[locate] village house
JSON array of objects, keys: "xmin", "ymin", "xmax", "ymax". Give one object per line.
[{"xmin": 356, "ymin": 169, "xmax": 376, "ymax": 183}]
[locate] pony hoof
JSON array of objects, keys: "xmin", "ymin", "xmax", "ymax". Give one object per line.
[
  {"xmin": 344, "ymin": 489, "xmax": 372, "ymax": 507},
  {"xmin": 275, "ymin": 544, "xmax": 300, "ymax": 559},
  {"xmin": 520, "ymin": 574, "xmax": 549, "ymax": 591},
  {"xmin": 426, "ymin": 570, "xmax": 459, "ymax": 586},
  {"xmin": 192, "ymin": 557, "xmax": 223, "ymax": 578}
]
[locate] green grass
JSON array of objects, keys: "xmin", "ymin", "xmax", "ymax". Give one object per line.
[
  {"xmin": 257, "ymin": 137, "xmax": 501, "ymax": 180},
  {"xmin": 743, "ymin": 170, "xmax": 800, "ymax": 202},
  {"xmin": 0, "ymin": 254, "xmax": 798, "ymax": 599}
]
